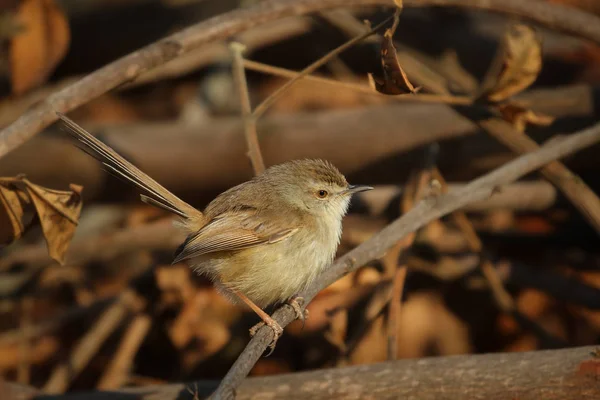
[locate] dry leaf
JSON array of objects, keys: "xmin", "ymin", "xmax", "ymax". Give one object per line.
[
  {"xmin": 498, "ymin": 103, "xmax": 555, "ymax": 132},
  {"xmin": 369, "ymin": 29, "xmax": 420, "ymax": 95},
  {"xmin": 23, "ymin": 180, "xmax": 82, "ymax": 264},
  {"xmin": 9, "ymin": 0, "xmax": 70, "ymax": 94},
  {"xmin": 0, "ymin": 181, "xmax": 26, "ymax": 244},
  {"xmin": 0, "ymin": 176, "xmax": 82, "ymax": 264},
  {"xmin": 481, "ymin": 24, "xmax": 542, "ymax": 102}
]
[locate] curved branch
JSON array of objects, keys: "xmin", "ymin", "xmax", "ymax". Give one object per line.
[
  {"xmin": 210, "ymin": 121, "xmax": 600, "ymax": 398},
  {"xmin": 1, "ymin": 0, "xmax": 600, "ymax": 158}
]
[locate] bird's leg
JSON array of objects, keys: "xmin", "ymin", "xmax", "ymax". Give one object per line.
[
  {"xmin": 287, "ymin": 295, "xmax": 309, "ymax": 329},
  {"xmin": 233, "ymin": 290, "xmax": 283, "ymax": 354}
]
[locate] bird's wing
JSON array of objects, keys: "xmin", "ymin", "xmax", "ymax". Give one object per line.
[{"xmin": 172, "ymin": 210, "xmax": 298, "ymax": 263}]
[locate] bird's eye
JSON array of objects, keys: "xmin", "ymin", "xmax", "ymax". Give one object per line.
[{"xmin": 316, "ymin": 189, "xmax": 328, "ymax": 199}]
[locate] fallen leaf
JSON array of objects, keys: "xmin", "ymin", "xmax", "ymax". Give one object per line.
[
  {"xmin": 498, "ymin": 103, "xmax": 555, "ymax": 132},
  {"xmin": 0, "ymin": 176, "xmax": 82, "ymax": 264},
  {"xmin": 9, "ymin": 0, "xmax": 70, "ymax": 94},
  {"xmin": 481, "ymin": 24, "xmax": 542, "ymax": 102},
  {"xmin": 369, "ymin": 28, "xmax": 420, "ymax": 95}
]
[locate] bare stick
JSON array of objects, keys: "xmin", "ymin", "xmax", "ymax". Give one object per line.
[
  {"xmin": 210, "ymin": 121, "xmax": 600, "ymax": 398},
  {"xmin": 42, "ymin": 290, "xmax": 140, "ymax": 394},
  {"xmin": 97, "ymin": 314, "xmax": 152, "ymax": 390},
  {"xmin": 387, "ymin": 266, "xmax": 407, "ymax": 360},
  {"xmin": 251, "ymin": 14, "xmax": 396, "ymax": 119},
  {"xmin": 130, "ymin": 17, "xmax": 313, "ymax": 87},
  {"xmin": 431, "ymin": 168, "xmax": 515, "ymax": 311},
  {"xmin": 242, "ymin": 59, "xmax": 472, "ymax": 105},
  {"xmin": 230, "ymin": 43, "xmax": 265, "ymax": 174},
  {"xmin": 17, "ymin": 297, "xmax": 33, "ymax": 384},
  {"xmin": 0, "ymin": 218, "xmax": 182, "ymax": 272},
  {"xmin": 478, "ymin": 117, "xmax": 600, "ymax": 236},
  {"xmin": 42, "ymin": 345, "xmax": 599, "ymax": 399}
]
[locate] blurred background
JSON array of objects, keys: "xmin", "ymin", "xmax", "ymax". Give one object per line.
[{"xmin": 1, "ymin": 0, "xmax": 600, "ymax": 395}]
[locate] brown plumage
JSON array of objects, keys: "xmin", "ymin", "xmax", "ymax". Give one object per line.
[{"xmin": 57, "ymin": 113, "xmax": 372, "ymax": 349}]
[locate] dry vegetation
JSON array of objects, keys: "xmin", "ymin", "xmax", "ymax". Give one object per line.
[{"xmin": 1, "ymin": 0, "xmax": 600, "ymax": 399}]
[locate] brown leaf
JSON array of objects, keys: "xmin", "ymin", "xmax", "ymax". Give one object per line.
[
  {"xmin": 22, "ymin": 180, "xmax": 82, "ymax": 264},
  {"xmin": 9, "ymin": 0, "xmax": 70, "ymax": 94},
  {"xmin": 498, "ymin": 103, "xmax": 555, "ymax": 132},
  {"xmin": 0, "ymin": 180, "xmax": 26, "ymax": 244},
  {"xmin": 369, "ymin": 28, "xmax": 420, "ymax": 95},
  {"xmin": 482, "ymin": 24, "xmax": 542, "ymax": 102}
]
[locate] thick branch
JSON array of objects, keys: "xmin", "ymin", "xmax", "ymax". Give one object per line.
[
  {"xmin": 2, "ymin": 0, "xmax": 600, "ymax": 158},
  {"xmin": 13, "ymin": 346, "xmax": 599, "ymax": 399},
  {"xmin": 211, "ymin": 121, "xmax": 600, "ymax": 398},
  {"xmin": 234, "ymin": 346, "xmax": 599, "ymax": 400}
]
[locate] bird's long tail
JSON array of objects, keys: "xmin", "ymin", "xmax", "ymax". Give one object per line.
[{"xmin": 57, "ymin": 112, "xmax": 200, "ymax": 221}]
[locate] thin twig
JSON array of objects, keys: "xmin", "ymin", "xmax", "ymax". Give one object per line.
[
  {"xmin": 477, "ymin": 117, "xmax": 600, "ymax": 236},
  {"xmin": 43, "ymin": 290, "xmax": 140, "ymax": 394},
  {"xmin": 97, "ymin": 314, "xmax": 152, "ymax": 390},
  {"xmin": 387, "ymin": 265, "xmax": 407, "ymax": 360},
  {"xmin": 318, "ymin": 9, "xmax": 454, "ymax": 94},
  {"xmin": 17, "ymin": 297, "xmax": 33, "ymax": 384},
  {"xmin": 210, "ymin": 120, "xmax": 600, "ymax": 399},
  {"xmin": 230, "ymin": 43, "xmax": 265, "ymax": 174},
  {"xmin": 251, "ymin": 14, "xmax": 396, "ymax": 119},
  {"xmin": 242, "ymin": 59, "xmax": 473, "ymax": 105},
  {"xmin": 431, "ymin": 168, "xmax": 515, "ymax": 312}
]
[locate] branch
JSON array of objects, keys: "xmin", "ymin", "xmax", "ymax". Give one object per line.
[
  {"xmin": 43, "ymin": 290, "xmax": 141, "ymax": 394},
  {"xmin": 230, "ymin": 346, "xmax": 599, "ymax": 400},
  {"xmin": 2, "ymin": 0, "xmax": 600, "ymax": 158},
  {"xmin": 13, "ymin": 346, "xmax": 599, "ymax": 399},
  {"xmin": 230, "ymin": 43, "xmax": 265, "ymax": 174},
  {"xmin": 96, "ymin": 314, "xmax": 152, "ymax": 390},
  {"xmin": 477, "ymin": 116, "xmax": 600, "ymax": 236},
  {"xmin": 210, "ymin": 121, "xmax": 600, "ymax": 398},
  {"xmin": 250, "ymin": 13, "xmax": 396, "ymax": 119},
  {"xmin": 242, "ymin": 60, "xmax": 472, "ymax": 105},
  {"xmin": 0, "ymin": 218, "xmax": 183, "ymax": 272}
]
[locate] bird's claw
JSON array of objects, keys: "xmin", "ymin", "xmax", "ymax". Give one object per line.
[
  {"xmin": 288, "ymin": 296, "xmax": 309, "ymax": 329},
  {"xmin": 249, "ymin": 317, "xmax": 283, "ymax": 357}
]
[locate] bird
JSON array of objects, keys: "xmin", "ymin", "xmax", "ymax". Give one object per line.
[{"xmin": 56, "ymin": 112, "xmax": 373, "ymax": 351}]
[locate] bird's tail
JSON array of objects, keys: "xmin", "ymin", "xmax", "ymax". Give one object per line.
[{"xmin": 57, "ymin": 112, "xmax": 200, "ymax": 221}]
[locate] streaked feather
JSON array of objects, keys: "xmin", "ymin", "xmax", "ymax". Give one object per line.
[
  {"xmin": 173, "ymin": 211, "xmax": 298, "ymax": 263},
  {"xmin": 57, "ymin": 112, "xmax": 198, "ymax": 220}
]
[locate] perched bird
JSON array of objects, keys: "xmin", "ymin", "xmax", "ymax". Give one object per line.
[{"xmin": 57, "ymin": 112, "xmax": 372, "ymax": 350}]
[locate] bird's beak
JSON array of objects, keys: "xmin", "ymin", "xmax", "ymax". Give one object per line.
[{"xmin": 346, "ymin": 184, "xmax": 374, "ymax": 194}]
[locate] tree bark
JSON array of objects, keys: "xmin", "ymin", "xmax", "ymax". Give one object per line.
[{"xmin": 6, "ymin": 346, "xmax": 598, "ymax": 399}]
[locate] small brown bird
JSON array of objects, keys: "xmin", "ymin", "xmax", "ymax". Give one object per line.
[{"xmin": 57, "ymin": 113, "xmax": 372, "ymax": 350}]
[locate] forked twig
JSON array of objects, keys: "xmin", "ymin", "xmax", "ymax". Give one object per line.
[
  {"xmin": 251, "ymin": 14, "xmax": 396, "ymax": 119},
  {"xmin": 230, "ymin": 43, "xmax": 266, "ymax": 174},
  {"xmin": 243, "ymin": 60, "xmax": 472, "ymax": 105}
]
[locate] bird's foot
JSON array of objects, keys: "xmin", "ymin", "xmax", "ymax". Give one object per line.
[
  {"xmin": 288, "ymin": 295, "xmax": 309, "ymax": 329},
  {"xmin": 249, "ymin": 315, "xmax": 283, "ymax": 356}
]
